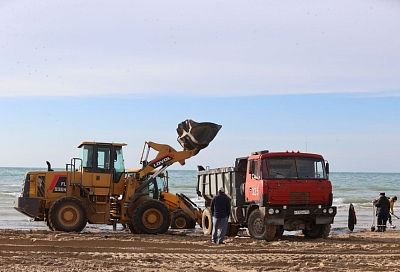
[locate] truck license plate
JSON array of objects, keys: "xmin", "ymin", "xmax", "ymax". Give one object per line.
[{"xmin": 294, "ymin": 210, "xmax": 310, "ymax": 215}]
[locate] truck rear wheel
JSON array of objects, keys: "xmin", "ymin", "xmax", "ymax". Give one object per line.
[
  {"xmin": 131, "ymin": 199, "xmax": 170, "ymax": 234},
  {"xmin": 170, "ymin": 210, "xmax": 196, "ymax": 229},
  {"xmin": 201, "ymin": 208, "xmax": 212, "ymax": 235},
  {"xmin": 248, "ymin": 209, "xmax": 276, "ymax": 241},
  {"xmin": 48, "ymin": 197, "xmax": 87, "ymax": 232}
]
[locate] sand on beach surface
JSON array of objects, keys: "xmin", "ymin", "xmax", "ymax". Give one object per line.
[{"xmin": 0, "ymin": 228, "xmax": 399, "ymax": 272}]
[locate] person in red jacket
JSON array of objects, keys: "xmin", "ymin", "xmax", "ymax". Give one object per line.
[{"xmin": 210, "ymin": 187, "xmax": 231, "ymax": 244}]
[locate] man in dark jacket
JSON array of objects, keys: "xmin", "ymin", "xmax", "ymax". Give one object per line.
[
  {"xmin": 210, "ymin": 187, "xmax": 231, "ymax": 244},
  {"xmin": 375, "ymin": 192, "xmax": 390, "ymax": 232}
]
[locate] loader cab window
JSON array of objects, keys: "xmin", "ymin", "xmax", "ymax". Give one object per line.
[
  {"xmin": 82, "ymin": 145, "xmax": 94, "ymax": 169},
  {"xmin": 113, "ymin": 147, "xmax": 125, "ymax": 182},
  {"xmin": 97, "ymin": 147, "xmax": 111, "ymax": 171}
]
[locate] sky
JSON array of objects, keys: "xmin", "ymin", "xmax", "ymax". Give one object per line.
[{"xmin": 0, "ymin": 1, "xmax": 399, "ymax": 172}]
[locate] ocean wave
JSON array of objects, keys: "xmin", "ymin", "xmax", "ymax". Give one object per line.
[{"xmin": 0, "ymin": 192, "xmax": 20, "ymax": 197}]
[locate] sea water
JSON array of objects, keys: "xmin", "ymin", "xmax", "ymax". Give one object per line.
[{"xmin": 1, "ymin": 167, "xmax": 399, "ymax": 233}]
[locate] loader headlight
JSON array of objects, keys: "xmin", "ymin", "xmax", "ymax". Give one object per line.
[
  {"xmin": 268, "ymin": 208, "xmax": 274, "ymax": 215},
  {"xmin": 328, "ymin": 208, "xmax": 334, "ymax": 214}
]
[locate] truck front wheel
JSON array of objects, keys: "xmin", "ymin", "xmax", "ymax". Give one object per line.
[
  {"xmin": 303, "ymin": 224, "xmax": 331, "ymax": 239},
  {"xmin": 248, "ymin": 209, "xmax": 276, "ymax": 241}
]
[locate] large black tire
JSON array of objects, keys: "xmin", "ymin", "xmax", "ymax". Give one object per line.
[
  {"xmin": 170, "ymin": 210, "xmax": 196, "ymax": 229},
  {"xmin": 201, "ymin": 208, "xmax": 213, "ymax": 235},
  {"xmin": 48, "ymin": 197, "xmax": 87, "ymax": 232},
  {"xmin": 226, "ymin": 223, "xmax": 240, "ymax": 237},
  {"xmin": 303, "ymin": 224, "xmax": 331, "ymax": 239},
  {"xmin": 247, "ymin": 209, "xmax": 276, "ymax": 241},
  {"xmin": 45, "ymin": 210, "xmax": 54, "ymax": 231},
  {"xmin": 127, "ymin": 222, "xmax": 141, "ymax": 234},
  {"xmin": 320, "ymin": 224, "xmax": 331, "ymax": 238},
  {"xmin": 130, "ymin": 199, "xmax": 170, "ymax": 234},
  {"xmin": 275, "ymin": 225, "xmax": 284, "ymax": 238}
]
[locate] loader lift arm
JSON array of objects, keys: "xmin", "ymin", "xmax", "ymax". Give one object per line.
[{"xmin": 133, "ymin": 141, "xmax": 199, "ymax": 194}]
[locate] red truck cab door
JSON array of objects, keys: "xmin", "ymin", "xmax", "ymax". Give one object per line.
[{"xmin": 245, "ymin": 159, "xmax": 265, "ymax": 203}]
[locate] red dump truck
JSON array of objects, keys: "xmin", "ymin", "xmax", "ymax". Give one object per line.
[{"xmin": 197, "ymin": 150, "xmax": 336, "ymax": 241}]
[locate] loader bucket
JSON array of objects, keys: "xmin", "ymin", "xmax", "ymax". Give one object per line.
[{"xmin": 177, "ymin": 119, "xmax": 222, "ymax": 151}]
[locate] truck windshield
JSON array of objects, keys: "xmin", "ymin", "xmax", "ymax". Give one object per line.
[{"xmin": 262, "ymin": 157, "xmax": 326, "ymax": 179}]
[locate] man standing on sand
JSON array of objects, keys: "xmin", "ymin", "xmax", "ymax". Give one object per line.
[
  {"xmin": 374, "ymin": 192, "xmax": 390, "ymax": 232},
  {"xmin": 210, "ymin": 187, "xmax": 231, "ymax": 244}
]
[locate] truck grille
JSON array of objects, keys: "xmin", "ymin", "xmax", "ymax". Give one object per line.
[{"xmin": 289, "ymin": 192, "xmax": 309, "ymax": 205}]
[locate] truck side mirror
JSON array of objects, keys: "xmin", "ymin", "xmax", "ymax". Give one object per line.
[{"xmin": 325, "ymin": 162, "xmax": 330, "ymax": 176}]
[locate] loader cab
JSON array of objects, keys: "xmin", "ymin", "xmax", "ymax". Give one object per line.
[{"xmin": 78, "ymin": 142, "xmax": 126, "ymax": 183}]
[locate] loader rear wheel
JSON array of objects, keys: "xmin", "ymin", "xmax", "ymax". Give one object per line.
[
  {"xmin": 171, "ymin": 210, "xmax": 196, "ymax": 229},
  {"xmin": 131, "ymin": 199, "xmax": 170, "ymax": 234},
  {"xmin": 48, "ymin": 197, "xmax": 87, "ymax": 232},
  {"xmin": 201, "ymin": 208, "xmax": 212, "ymax": 235},
  {"xmin": 247, "ymin": 209, "xmax": 276, "ymax": 241}
]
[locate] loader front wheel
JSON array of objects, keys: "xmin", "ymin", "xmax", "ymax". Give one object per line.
[
  {"xmin": 48, "ymin": 197, "xmax": 87, "ymax": 232},
  {"xmin": 171, "ymin": 210, "xmax": 196, "ymax": 229},
  {"xmin": 131, "ymin": 199, "xmax": 170, "ymax": 234}
]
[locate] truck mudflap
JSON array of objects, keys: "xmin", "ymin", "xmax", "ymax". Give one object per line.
[
  {"xmin": 177, "ymin": 119, "xmax": 222, "ymax": 152},
  {"xmin": 14, "ymin": 197, "xmax": 42, "ymax": 219},
  {"xmin": 261, "ymin": 205, "xmax": 337, "ymax": 225}
]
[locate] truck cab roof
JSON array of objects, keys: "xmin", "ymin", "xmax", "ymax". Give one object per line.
[{"xmin": 248, "ymin": 151, "xmax": 324, "ymax": 160}]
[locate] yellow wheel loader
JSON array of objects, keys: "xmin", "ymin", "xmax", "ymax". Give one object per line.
[{"xmin": 15, "ymin": 120, "xmax": 220, "ymax": 234}]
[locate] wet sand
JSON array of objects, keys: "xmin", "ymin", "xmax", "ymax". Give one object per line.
[{"xmin": 0, "ymin": 229, "xmax": 399, "ymax": 271}]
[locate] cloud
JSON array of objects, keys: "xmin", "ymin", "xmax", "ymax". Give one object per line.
[{"xmin": 1, "ymin": 0, "xmax": 400, "ymax": 97}]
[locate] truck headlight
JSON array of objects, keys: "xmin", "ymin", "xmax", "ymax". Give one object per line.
[
  {"xmin": 322, "ymin": 208, "xmax": 327, "ymax": 214},
  {"xmin": 328, "ymin": 208, "xmax": 334, "ymax": 214},
  {"xmin": 275, "ymin": 209, "xmax": 280, "ymax": 214},
  {"xmin": 268, "ymin": 208, "xmax": 274, "ymax": 215}
]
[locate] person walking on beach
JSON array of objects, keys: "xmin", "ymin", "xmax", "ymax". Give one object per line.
[
  {"xmin": 388, "ymin": 196, "xmax": 397, "ymax": 227},
  {"xmin": 374, "ymin": 192, "xmax": 390, "ymax": 232},
  {"xmin": 210, "ymin": 187, "xmax": 231, "ymax": 244}
]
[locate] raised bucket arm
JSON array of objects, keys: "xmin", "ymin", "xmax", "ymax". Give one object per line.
[{"xmin": 137, "ymin": 119, "xmax": 222, "ymax": 180}]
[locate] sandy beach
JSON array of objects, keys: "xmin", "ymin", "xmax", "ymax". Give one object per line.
[{"xmin": 0, "ymin": 229, "xmax": 399, "ymax": 272}]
